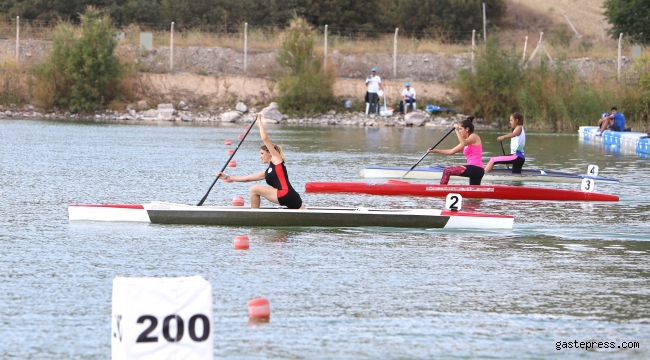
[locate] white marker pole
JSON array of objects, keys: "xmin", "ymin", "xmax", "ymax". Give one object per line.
[
  {"xmin": 170, "ymin": 22, "xmax": 174, "ymax": 73},
  {"xmin": 244, "ymin": 23, "xmax": 248, "ymax": 73},
  {"xmin": 16, "ymin": 16, "xmax": 20, "ymax": 63},
  {"xmin": 482, "ymin": 3, "xmax": 487, "ymax": 42},
  {"xmin": 394, "ymin": 28, "xmax": 399, "ymax": 77},
  {"xmin": 522, "ymin": 36, "xmax": 528, "ymax": 61},
  {"xmin": 324, "ymin": 24, "xmax": 328, "ymax": 69},
  {"xmin": 618, "ymin": 33, "xmax": 623, "ymax": 81}
]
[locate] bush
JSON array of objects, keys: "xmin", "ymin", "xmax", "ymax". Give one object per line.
[
  {"xmin": 453, "ymin": 36, "xmax": 522, "ymax": 124},
  {"xmin": 30, "ymin": 7, "xmax": 124, "ymax": 112},
  {"xmin": 275, "ymin": 17, "xmax": 337, "ymax": 115}
]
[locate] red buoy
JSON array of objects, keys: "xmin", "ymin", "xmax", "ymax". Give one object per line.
[
  {"xmin": 228, "ymin": 149, "xmax": 235, "ymax": 156},
  {"xmin": 228, "ymin": 160, "xmax": 236, "ymax": 167},
  {"xmin": 234, "ymin": 235, "xmax": 249, "ymax": 250},
  {"xmin": 245, "ymin": 125, "xmax": 250, "ymax": 131},
  {"xmin": 238, "ymin": 134, "xmax": 244, "ymax": 140},
  {"xmin": 232, "ymin": 195, "xmax": 245, "ymax": 206},
  {"xmin": 248, "ymin": 298, "xmax": 270, "ymax": 319},
  {"xmin": 225, "ymin": 139, "xmax": 232, "ymax": 145}
]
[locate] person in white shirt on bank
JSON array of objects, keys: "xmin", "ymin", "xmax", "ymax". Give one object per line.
[
  {"xmin": 365, "ymin": 68, "xmax": 383, "ymax": 114},
  {"xmin": 399, "ymin": 82, "xmax": 416, "ymax": 114}
]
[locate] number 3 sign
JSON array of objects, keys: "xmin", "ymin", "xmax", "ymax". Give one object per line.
[{"xmin": 112, "ymin": 276, "xmax": 213, "ymax": 359}]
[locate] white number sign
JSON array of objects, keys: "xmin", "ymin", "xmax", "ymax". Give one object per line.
[
  {"xmin": 587, "ymin": 165, "xmax": 599, "ymax": 177},
  {"xmin": 581, "ymin": 178, "xmax": 595, "ymax": 192},
  {"xmin": 445, "ymin": 193, "xmax": 463, "ymax": 211},
  {"xmin": 112, "ymin": 276, "xmax": 213, "ymax": 360}
]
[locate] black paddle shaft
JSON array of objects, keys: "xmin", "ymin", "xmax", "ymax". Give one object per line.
[
  {"xmin": 499, "ymin": 140, "xmax": 511, "ymax": 170},
  {"xmin": 400, "ymin": 127, "xmax": 456, "ymax": 180},
  {"xmin": 197, "ymin": 118, "xmax": 258, "ymax": 206}
]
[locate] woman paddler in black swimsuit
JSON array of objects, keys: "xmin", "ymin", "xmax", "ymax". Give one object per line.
[{"xmin": 216, "ymin": 114, "xmax": 305, "ymax": 209}]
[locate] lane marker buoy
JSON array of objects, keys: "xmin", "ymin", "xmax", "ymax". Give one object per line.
[
  {"xmin": 248, "ymin": 298, "xmax": 270, "ymax": 319},
  {"xmin": 228, "ymin": 160, "xmax": 237, "ymax": 167},
  {"xmin": 232, "ymin": 195, "xmax": 245, "ymax": 206},
  {"xmin": 238, "ymin": 134, "xmax": 244, "ymax": 140},
  {"xmin": 228, "ymin": 149, "xmax": 235, "ymax": 156},
  {"xmin": 234, "ymin": 235, "xmax": 249, "ymax": 250},
  {"xmin": 225, "ymin": 139, "xmax": 232, "ymax": 145}
]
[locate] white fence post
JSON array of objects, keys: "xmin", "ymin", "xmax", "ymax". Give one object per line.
[
  {"xmin": 618, "ymin": 33, "xmax": 623, "ymax": 81},
  {"xmin": 561, "ymin": 14, "xmax": 582, "ymax": 38},
  {"xmin": 471, "ymin": 30, "xmax": 475, "ymax": 72},
  {"xmin": 482, "ymin": 3, "xmax": 487, "ymax": 42},
  {"xmin": 393, "ymin": 28, "xmax": 399, "ymax": 77},
  {"xmin": 16, "ymin": 16, "xmax": 20, "ymax": 63},
  {"xmin": 522, "ymin": 35, "xmax": 528, "ymax": 61},
  {"xmin": 324, "ymin": 24, "xmax": 328, "ymax": 69},
  {"xmin": 244, "ymin": 23, "xmax": 248, "ymax": 73},
  {"xmin": 170, "ymin": 22, "xmax": 174, "ymax": 73},
  {"xmin": 599, "ymin": 21, "xmax": 606, "ymax": 45}
]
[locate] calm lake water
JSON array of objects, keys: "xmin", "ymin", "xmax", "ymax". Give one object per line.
[{"xmin": 1, "ymin": 119, "xmax": 649, "ymax": 358}]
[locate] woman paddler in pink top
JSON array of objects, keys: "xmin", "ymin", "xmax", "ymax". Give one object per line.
[{"xmin": 427, "ymin": 117, "xmax": 485, "ymax": 185}]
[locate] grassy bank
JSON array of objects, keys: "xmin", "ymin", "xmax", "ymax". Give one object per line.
[{"xmin": 453, "ymin": 37, "xmax": 650, "ymax": 132}]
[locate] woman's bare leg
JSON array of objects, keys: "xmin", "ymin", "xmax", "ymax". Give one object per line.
[
  {"xmin": 484, "ymin": 162, "xmax": 494, "ymax": 173},
  {"xmin": 250, "ymin": 185, "xmax": 279, "ymax": 208}
]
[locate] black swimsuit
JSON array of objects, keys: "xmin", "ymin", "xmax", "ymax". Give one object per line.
[{"xmin": 265, "ymin": 162, "xmax": 303, "ymax": 209}]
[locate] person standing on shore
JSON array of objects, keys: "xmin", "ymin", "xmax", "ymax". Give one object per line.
[{"xmin": 365, "ymin": 68, "xmax": 383, "ymax": 115}]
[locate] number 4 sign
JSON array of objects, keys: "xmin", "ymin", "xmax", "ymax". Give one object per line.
[{"xmin": 112, "ymin": 276, "xmax": 213, "ymax": 360}]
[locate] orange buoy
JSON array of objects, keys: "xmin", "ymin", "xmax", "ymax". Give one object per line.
[
  {"xmin": 228, "ymin": 160, "xmax": 236, "ymax": 167},
  {"xmin": 228, "ymin": 149, "xmax": 235, "ymax": 156},
  {"xmin": 234, "ymin": 235, "xmax": 249, "ymax": 250},
  {"xmin": 232, "ymin": 195, "xmax": 245, "ymax": 206},
  {"xmin": 248, "ymin": 298, "xmax": 270, "ymax": 319},
  {"xmin": 245, "ymin": 125, "xmax": 250, "ymax": 131},
  {"xmin": 225, "ymin": 139, "xmax": 232, "ymax": 145},
  {"xmin": 238, "ymin": 134, "xmax": 244, "ymax": 140}
]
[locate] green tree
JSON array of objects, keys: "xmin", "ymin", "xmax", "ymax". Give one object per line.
[
  {"xmin": 31, "ymin": 7, "xmax": 124, "ymax": 112},
  {"xmin": 275, "ymin": 17, "xmax": 336, "ymax": 114},
  {"xmin": 604, "ymin": 0, "xmax": 650, "ymax": 45}
]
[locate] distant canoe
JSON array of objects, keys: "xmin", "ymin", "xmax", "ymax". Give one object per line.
[
  {"xmin": 68, "ymin": 202, "xmax": 514, "ymax": 230},
  {"xmin": 359, "ymin": 165, "xmax": 619, "ymax": 183},
  {"xmin": 305, "ymin": 181, "xmax": 619, "ymax": 202}
]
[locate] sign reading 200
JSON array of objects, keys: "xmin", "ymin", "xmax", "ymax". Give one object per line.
[{"xmin": 136, "ymin": 314, "xmax": 210, "ymax": 343}]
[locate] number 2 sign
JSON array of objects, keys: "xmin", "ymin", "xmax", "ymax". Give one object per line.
[{"xmin": 112, "ymin": 276, "xmax": 213, "ymax": 360}]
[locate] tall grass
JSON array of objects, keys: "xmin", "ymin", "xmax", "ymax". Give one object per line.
[
  {"xmin": 0, "ymin": 61, "xmax": 29, "ymax": 105},
  {"xmin": 453, "ymin": 36, "xmax": 650, "ymax": 131}
]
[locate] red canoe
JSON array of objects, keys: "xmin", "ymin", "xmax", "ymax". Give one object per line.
[{"xmin": 305, "ymin": 180, "xmax": 619, "ymax": 202}]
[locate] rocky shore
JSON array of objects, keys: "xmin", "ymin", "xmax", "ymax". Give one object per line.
[{"xmin": 0, "ymin": 101, "xmax": 497, "ymax": 129}]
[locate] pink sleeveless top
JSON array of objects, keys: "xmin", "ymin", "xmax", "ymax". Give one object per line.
[{"xmin": 463, "ymin": 144, "xmax": 484, "ymax": 168}]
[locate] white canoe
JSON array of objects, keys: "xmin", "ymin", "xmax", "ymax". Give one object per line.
[
  {"xmin": 68, "ymin": 202, "xmax": 514, "ymax": 230},
  {"xmin": 359, "ymin": 166, "xmax": 619, "ymax": 183}
]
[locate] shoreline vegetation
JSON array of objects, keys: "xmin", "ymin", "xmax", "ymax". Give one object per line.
[{"xmin": 1, "ymin": 8, "xmax": 649, "ymax": 132}]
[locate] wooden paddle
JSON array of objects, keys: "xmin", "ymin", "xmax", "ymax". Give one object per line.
[
  {"xmin": 400, "ymin": 127, "xmax": 455, "ymax": 180},
  {"xmin": 197, "ymin": 117, "xmax": 258, "ymax": 206},
  {"xmin": 499, "ymin": 140, "xmax": 511, "ymax": 170}
]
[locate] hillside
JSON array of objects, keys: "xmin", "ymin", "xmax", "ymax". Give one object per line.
[{"xmin": 506, "ymin": 0, "xmax": 609, "ymax": 39}]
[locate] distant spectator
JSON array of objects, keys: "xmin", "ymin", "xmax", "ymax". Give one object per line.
[
  {"xmin": 399, "ymin": 82, "xmax": 416, "ymax": 114},
  {"xmin": 596, "ymin": 107, "xmax": 626, "ymax": 135},
  {"xmin": 365, "ymin": 68, "xmax": 383, "ymax": 114}
]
